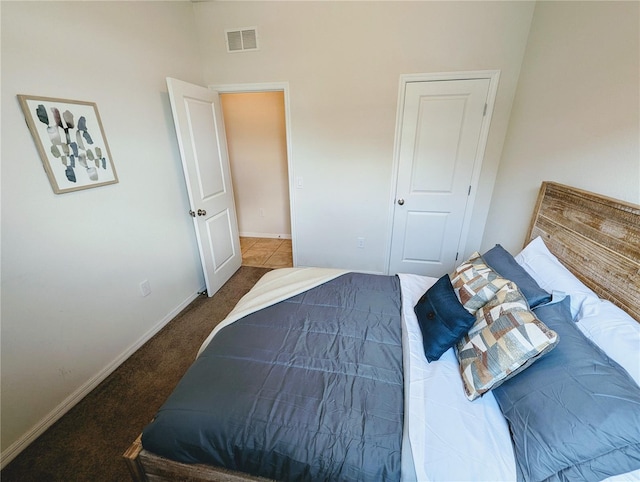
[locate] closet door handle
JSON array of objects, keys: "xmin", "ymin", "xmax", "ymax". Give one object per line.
[
  {"xmin": 197, "ymin": 209, "xmax": 207, "ymax": 216},
  {"xmin": 397, "ymin": 199, "xmax": 405, "ymax": 206}
]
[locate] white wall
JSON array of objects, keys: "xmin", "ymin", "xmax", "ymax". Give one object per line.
[
  {"xmin": 483, "ymin": 1, "xmax": 640, "ymax": 254},
  {"xmin": 7, "ymin": 0, "xmax": 636, "ymax": 467},
  {"xmin": 221, "ymin": 92, "xmax": 291, "ymax": 238},
  {"xmin": 193, "ymin": 1, "xmax": 536, "ymax": 273},
  {"xmin": 1, "ymin": 1, "xmax": 204, "ymax": 463}
]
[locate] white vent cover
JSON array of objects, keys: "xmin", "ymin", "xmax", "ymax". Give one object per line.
[{"xmin": 225, "ymin": 27, "xmax": 259, "ymax": 53}]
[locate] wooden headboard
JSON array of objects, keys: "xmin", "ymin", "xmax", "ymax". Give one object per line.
[{"xmin": 526, "ymin": 182, "xmax": 640, "ymax": 322}]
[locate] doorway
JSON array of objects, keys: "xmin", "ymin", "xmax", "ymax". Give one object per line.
[
  {"xmin": 238, "ymin": 236, "xmax": 293, "ymax": 268},
  {"xmin": 216, "ymin": 84, "xmax": 295, "ymax": 268}
]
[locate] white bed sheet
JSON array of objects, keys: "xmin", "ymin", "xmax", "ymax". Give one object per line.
[{"xmin": 398, "ymin": 273, "xmax": 516, "ymax": 482}]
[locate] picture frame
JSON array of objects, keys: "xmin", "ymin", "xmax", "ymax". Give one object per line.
[{"xmin": 18, "ymin": 95, "xmax": 119, "ymax": 194}]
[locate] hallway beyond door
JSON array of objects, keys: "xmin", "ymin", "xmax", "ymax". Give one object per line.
[{"xmin": 240, "ymin": 237, "xmax": 293, "ymax": 268}]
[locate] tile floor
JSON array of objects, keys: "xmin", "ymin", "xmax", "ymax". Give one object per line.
[{"xmin": 240, "ymin": 237, "xmax": 293, "ymax": 268}]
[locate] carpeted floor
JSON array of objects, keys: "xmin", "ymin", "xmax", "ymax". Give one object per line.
[{"xmin": 1, "ymin": 266, "xmax": 270, "ymax": 482}]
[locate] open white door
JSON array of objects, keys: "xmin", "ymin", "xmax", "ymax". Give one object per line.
[{"xmin": 167, "ymin": 77, "xmax": 241, "ymax": 296}]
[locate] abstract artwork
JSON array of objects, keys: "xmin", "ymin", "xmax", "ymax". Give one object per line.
[{"xmin": 18, "ymin": 95, "xmax": 118, "ymax": 194}]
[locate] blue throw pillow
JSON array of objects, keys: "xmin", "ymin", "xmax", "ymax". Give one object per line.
[
  {"xmin": 414, "ymin": 275, "xmax": 476, "ymax": 362},
  {"xmin": 482, "ymin": 244, "xmax": 551, "ymax": 308},
  {"xmin": 493, "ymin": 297, "xmax": 640, "ymax": 481}
]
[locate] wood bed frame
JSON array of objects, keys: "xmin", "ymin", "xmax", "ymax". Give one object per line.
[
  {"xmin": 124, "ymin": 181, "xmax": 640, "ymax": 481},
  {"xmin": 526, "ymin": 182, "xmax": 639, "ymax": 323}
]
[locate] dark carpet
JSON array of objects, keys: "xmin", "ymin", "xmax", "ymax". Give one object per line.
[{"xmin": 1, "ymin": 266, "xmax": 271, "ymax": 482}]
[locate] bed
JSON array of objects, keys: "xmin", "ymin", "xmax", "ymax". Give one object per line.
[{"xmin": 124, "ymin": 181, "xmax": 640, "ymax": 481}]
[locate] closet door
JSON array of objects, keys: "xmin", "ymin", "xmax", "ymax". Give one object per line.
[{"xmin": 388, "ymin": 77, "xmax": 492, "ymax": 276}]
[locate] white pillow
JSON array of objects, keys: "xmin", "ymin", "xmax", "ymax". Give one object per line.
[
  {"xmin": 515, "ymin": 237, "xmax": 640, "ymax": 387},
  {"xmin": 514, "ymin": 236, "xmax": 598, "ymax": 318},
  {"xmin": 577, "ymin": 299, "xmax": 640, "ymax": 386}
]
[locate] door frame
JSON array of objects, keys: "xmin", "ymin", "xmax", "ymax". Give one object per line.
[
  {"xmin": 209, "ymin": 82, "xmax": 296, "ymax": 267},
  {"xmin": 384, "ymin": 70, "xmax": 500, "ymax": 275}
]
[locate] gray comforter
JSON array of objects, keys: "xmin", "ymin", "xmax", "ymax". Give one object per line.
[{"xmin": 142, "ymin": 272, "xmax": 404, "ymax": 481}]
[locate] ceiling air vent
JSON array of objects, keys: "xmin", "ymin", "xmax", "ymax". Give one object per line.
[{"xmin": 225, "ymin": 27, "xmax": 259, "ymax": 53}]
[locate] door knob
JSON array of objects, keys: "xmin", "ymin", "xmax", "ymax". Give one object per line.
[
  {"xmin": 189, "ymin": 210, "xmax": 196, "ymax": 217},
  {"xmin": 197, "ymin": 209, "xmax": 207, "ymax": 216},
  {"xmin": 397, "ymin": 199, "xmax": 405, "ymax": 205}
]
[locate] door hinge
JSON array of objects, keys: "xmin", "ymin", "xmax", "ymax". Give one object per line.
[
  {"xmin": 468, "ymin": 185, "xmax": 472, "ymax": 196},
  {"xmin": 455, "ymin": 252, "xmax": 459, "ymax": 261},
  {"xmin": 483, "ymin": 103, "xmax": 488, "ymax": 116}
]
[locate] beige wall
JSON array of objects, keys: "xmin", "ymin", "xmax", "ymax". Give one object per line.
[
  {"xmin": 221, "ymin": 92, "xmax": 291, "ymax": 238},
  {"xmin": 1, "ymin": 1, "xmax": 204, "ymax": 463},
  {"xmin": 194, "ymin": 1, "xmax": 536, "ymax": 272},
  {"xmin": 483, "ymin": 1, "xmax": 640, "ymax": 254}
]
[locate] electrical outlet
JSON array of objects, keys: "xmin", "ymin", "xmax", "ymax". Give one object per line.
[
  {"xmin": 357, "ymin": 237, "xmax": 365, "ymax": 249},
  {"xmin": 140, "ymin": 279, "xmax": 151, "ymax": 297}
]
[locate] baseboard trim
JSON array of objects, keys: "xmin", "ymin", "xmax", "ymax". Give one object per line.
[
  {"xmin": 0, "ymin": 288, "xmax": 204, "ymax": 469},
  {"xmin": 239, "ymin": 232, "xmax": 292, "ymax": 240}
]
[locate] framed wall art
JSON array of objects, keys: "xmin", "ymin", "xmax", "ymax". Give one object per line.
[{"xmin": 18, "ymin": 95, "xmax": 119, "ymax": 194}]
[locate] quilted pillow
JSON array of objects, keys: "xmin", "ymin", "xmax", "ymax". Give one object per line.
[
  {"xmin": 482, "ymin": 244, "xmax": 551, "ymax": 308},
  {"xmin": 456, "ymin": 281, "xmax": 558, "ymax": 401},
  {"xmin": 414, "ymin": 275, "xmax": 476, "ymax": 362},
  {"xmin": 494, "ymin": 298, "xmax": 640, "ymax": 481},
  {"xmin": 449, "ymin": 252, "xmax": 510, "ymax": 314}
]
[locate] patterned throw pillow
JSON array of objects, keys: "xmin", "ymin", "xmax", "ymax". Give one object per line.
[
  {"xmin": 449, "ymin": 252, "xmax": 510, "ymax": 313},
  {"xmin": 456, "ymin": 281, "xmax": 559, "ymax": 401}
]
